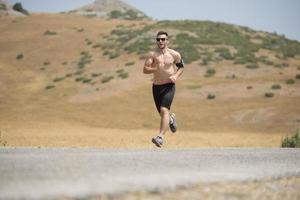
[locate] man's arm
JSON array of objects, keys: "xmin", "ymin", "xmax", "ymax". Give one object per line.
[
  {"xmin": 169, "ymin": 52, "xmax": 184, "ymax": 83},
  {"xmin": 143, "ymin": 52, "xmax": 157, "ymax": 74}
]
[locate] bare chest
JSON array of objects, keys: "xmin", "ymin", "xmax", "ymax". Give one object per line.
[{"xmin": 154, "ymin": 53, "xmax": 175, "ymax": 68}]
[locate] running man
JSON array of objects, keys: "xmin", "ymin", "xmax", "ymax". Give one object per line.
[{"xmin": 143, "ymin": 31, "xmax": 184, "ymax": 147}]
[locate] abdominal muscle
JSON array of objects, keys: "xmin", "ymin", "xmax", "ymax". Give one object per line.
[{"xmin": 153, "ymin": 65, "xmax": 176, "ymax": 85}]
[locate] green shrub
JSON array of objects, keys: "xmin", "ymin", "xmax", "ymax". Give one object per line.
[
  {"xmin": 205, "ymin": 68, "xmax": 216, "ymax": 77},
  {"xmin": 78, "ymin": 52, "xmax": 92, "ymax": 68},
  {"xmin": 246, "ymin": 63, "xmax": 259, "ymax": 69},
  {"xmin": 207, "ymin": 94, "xmax": 216, "ymax": 100},
  {"xmin": 44, "ymin": 30, "xmax": 57, "ymax": 35},
  {"xmin": 118, "ymin": 72, "xmax": 129, "ymax": 79},
  {"xmin": 286, "ymin": 79, "xmax": 295, "ymax": 84},
  {"xmin": 92, "ymin": 44, "xmax": 102, "ymax": 49},
  {"xmin": 125, "ymin": 61, "xmax": 135, "ymax": 66},
  {"xmin": 264, "ymin": 92, "xmax": 274, "ymax": 98},
  {"xmin": 109, "ymin": 52, "xmax": 120, "ymax": 59},
  {"xmin": 45, "ymin": 85, "xmax": 55, "ymax": 90},
  {"xmin": 296, "ymin": 74, "xmax": 300, "ymax": 80},
  {"xmin": 13, "ymin": 2, "xmax": 29, "ymax": 15},
  {"xmin": 53, "ymin": 77, "xmax": 65, "ymax": 82},
  {"xmin": 0, "ymin": 3, "xmax": 7, "ymax": 11},
  {"xmin": 91, "ymin": 73, "xmax": 102, "ymax": 77},
  {"xmin": 214, "ymin": 47, "xmax": 234, "ymax": 60},
  {"xmin": 16, "ymin": 54, "xmax": 24, "ymax": 60},
  {"xmin": 274, "ymin": 63, "xmax": 288, "ymax": 68},
  {"xmin": 281, "ymin": 130, "xmax": 300, "ymax": 148},
  {"xmin": 271, "ymin": 84, "xmax": 281, "ymax": 90},
  {"xmin": 75, "ymin": 77, "xmax": 85, "ymax": 82},
  {"xmin": 101, "ymin": 76, "xmax": 114, "ymax": 83}
]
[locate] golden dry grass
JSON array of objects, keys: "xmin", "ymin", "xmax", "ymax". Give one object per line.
[{"xmin": 0, "ymin": 14, "xmax": 300, "ymax": 148}]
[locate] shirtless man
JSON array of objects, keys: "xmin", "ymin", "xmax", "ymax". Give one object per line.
[{"xmin": 143, "ymin": 31, "xmax": 184, "ymax": 147}]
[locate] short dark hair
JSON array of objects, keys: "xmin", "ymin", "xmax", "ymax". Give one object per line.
[{"xmin": 157, "ymin": 31, "xmax": 168, "ymax": 38}]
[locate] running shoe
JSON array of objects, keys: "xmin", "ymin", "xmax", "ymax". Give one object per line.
[
  {"xmin": 169, "ymin": 113, "xmax": 177, "ymax": 133},
  {"xmin": 152, "ymin": 136, "xmax": 163, "ymax": 148}
]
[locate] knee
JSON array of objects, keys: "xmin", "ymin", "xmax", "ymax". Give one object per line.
[{"xmin": 160, "ymin": 107, "xmax": 169, "ymax": 115}]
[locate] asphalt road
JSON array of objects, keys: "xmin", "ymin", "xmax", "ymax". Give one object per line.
[{"xmin": 0, "ymin": 148, "xmax": 300, "ymax": 200}]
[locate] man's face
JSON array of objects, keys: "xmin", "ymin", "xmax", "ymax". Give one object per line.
[{"xmin": 156, "ymin": 34, "xmax": 168, "ymax": 49}]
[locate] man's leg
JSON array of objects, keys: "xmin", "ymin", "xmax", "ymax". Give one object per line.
[
  {"xmin": 158, "ymin": 107, "xmax": 170, "ymax": 138},
  {"xmin": 152, "ymin": 107, "xmax": 169, "ymax": 147}
]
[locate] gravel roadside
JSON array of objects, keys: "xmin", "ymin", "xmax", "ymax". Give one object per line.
[{"xmin": 92, "ymin": 176, "xmax": 300, "ymax": 200}]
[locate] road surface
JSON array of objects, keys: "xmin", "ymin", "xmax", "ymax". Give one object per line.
[{"xmin": 0, "ymin": 148, "xmax": 299, "ymax": 199}]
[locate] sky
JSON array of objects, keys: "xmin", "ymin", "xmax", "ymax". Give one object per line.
[{"xmin": 7, "ymin": 0, "xmax": 300, "ymax": 42}]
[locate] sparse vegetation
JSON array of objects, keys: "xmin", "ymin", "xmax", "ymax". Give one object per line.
[
  {"xmin": 53, "ymin": 77, "xmax": 65, "ymax": 82},
  {"xmin": 246, "ymin": 63, "xmax": 259, "ymax": 69},
  {"xmin": 205, "ymin": 68, "xmax": 216, "ymax": 77},
  {"xmin": 125, "ymin": 61, "xmax": 135, "ymax": 66},
  {"xmin": 101, "ymin": 76, "xmax": 114, "ymax": 83},
  {"xmin": 286, "ymin": 79, "xmax": 295, "ymax": 84},
  {"xmin": 101, "ymin": 20, "xmax": 300, "ymax": 66},
  {"xmin": 78, "ymin": 51, "xmax": 92, "ymax": 68},
  {"xmin": 264, "ymin": 92, "xmax": 274, "ymax": 98},
  {"xmin": 44, "ymin": 30, "xmax": 57, "ymax": 35},
  {"xmin": 274, "ymin": 63, "xmax": 289, "ymax": 68},
  {"xmin": 117, "ymin": 69, "xmax": 129, "ymax": 79},
  {"xmin": 207, "ymin": 94, "xmax": 216, "ymax": 100},
  {"xmin": 109, "ymin": 9, "xmax": 148, "ymax": 20},
  {"xmin": 281, "ymin": 130, "xmax": 300, "ymax": 148},
  {"xmin": 45, "ymin": 85, "xmax": 55, "ymax": 90},
  {"xmin": 271, "ymin": 84, "xmax": 281, "ymax": 90},
  {"xmin": 296, "ymin": 74, "xmax": 300, "ymax": 80},
  {"xmin": 0, "ymin": 3, "xmax": 7, "ymax": 11},
  {"xmin": 16, "ymin": 54, "xmax": 24, "ymax": 60},
  {"xmin": 91, "ymin": 73, "xmax": 102, "ymax": 77}
]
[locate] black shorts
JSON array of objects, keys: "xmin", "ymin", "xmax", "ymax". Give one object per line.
[{"xmin": 152, "ymin": 83, "xmax": 175, "ymax": 113}]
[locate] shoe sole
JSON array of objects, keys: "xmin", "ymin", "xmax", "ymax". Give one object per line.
[{"xmin": 152, "ymin": 138, "xmax": 162, "ymax": 148}]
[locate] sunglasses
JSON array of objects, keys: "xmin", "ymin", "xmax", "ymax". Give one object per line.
[{"xmin": 156, "ymin": 38, "xmax": 167, "ymax": 42}]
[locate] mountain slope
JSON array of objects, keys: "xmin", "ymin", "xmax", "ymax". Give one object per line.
[
  {"xmin": 0, "ymin": 13, "xmax": 299, "ymax": 148},
  {"xmin": 68, "ymin": 0, "xmax": 148, "ymax": 20},
  {"xmin": 0, "ymin": 0, "xmax": 29, "ymax": 16}
]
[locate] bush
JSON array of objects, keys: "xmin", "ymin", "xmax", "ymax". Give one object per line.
[
  {"xmin": 44, "ymin": 30, "xmax": 57, "ymax": 35},
  {"xmin": 53, "ymin": 77, "xmax": 65, "ymax": 82},
  {"xmin": 13, "ymin": 2, "xmax": 29, "ymax": 15},
  {"xmin": 264, "ymin": 92, "xmax": 274, "ymax": 98},
  {"xmin": 246, "ymin": 63, "xmax": 259, "ymax": 69},
  {"xmin": 282, "ymin": 130, "xmax": 300, "ymax": 148},
  {"xmin": 286, "ymin": 79, "xmax": 295, "ymax": 84},
  {"xmin": 101, "ymin": 76, "xmax": 114, "ymax": 83},
  {"xmin": 125, "ymin": 61, "xmax": 135, "ymax": 66},
  {"xmin": 0, "ymin": 3, "xmax": 7, "ymax": 11},
  {"xmin": 205, "ymin": 68, "xmax": 216, "ymax": 77},
  {"xmin": 296, "ymin": 74, "xmax": 300, "ymax": 80},
  {"xmin": 16, "ymin": 54, "xmax": 24, "ymax": 60},
  {"xmin": 45, "ymin": 85, "xmax": 55, "ymax": 90},
  {"xmin": 271, "ymin": 84, "xmax": 281, "ymax": 90},
  {"xmin": 207, "ymin": 94, "xmax": 216, "ymax": 100},
  {"xmin": 118, "ymin": 72, "xmax": 129, "ymax": 79}
]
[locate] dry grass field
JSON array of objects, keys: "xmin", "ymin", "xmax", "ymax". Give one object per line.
[{"xmin": 0, "ymin": 13, "xmax": 300, "ymax": 148}]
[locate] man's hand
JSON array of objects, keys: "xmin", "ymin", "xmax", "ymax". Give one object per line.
[{"xmin": 169, "ymin": 74, "xmax": 178, "ymax": 83}]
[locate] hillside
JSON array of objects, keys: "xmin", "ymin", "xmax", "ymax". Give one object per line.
[
  {"xmin": 0, "ymin": 0, "xmax": 29, "ymax": 16},
  {"xmin": 0, "ymin": 12, "xmax": 299, "ymax": 147},
  {"xmin": 68, "ymin": 0, "xmax": 148, "ymax": 20}
]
